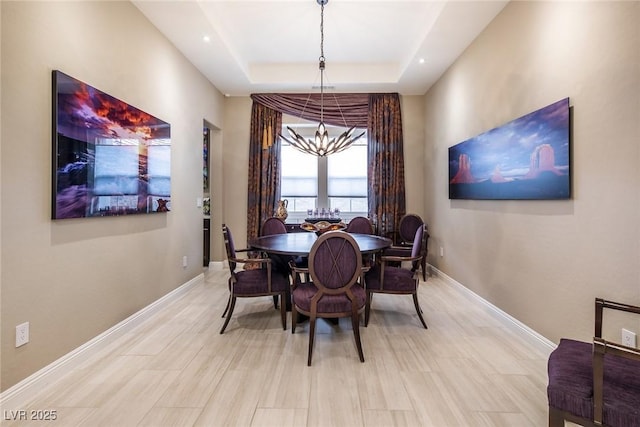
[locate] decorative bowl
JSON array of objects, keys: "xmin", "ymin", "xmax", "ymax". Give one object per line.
[{"xmin": 300, "ymin": 220, "xmax": 346, "ymax": 236}]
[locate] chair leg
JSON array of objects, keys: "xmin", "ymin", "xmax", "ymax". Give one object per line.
[
  {"xmin": 307, "ymin": 316, "xmax": 316, "ymax": 366},
  {"xmin": 351, "ymin": 310, "xmax": 365, "ymax": 362},
  {"xmin": 273, "ymin": 295, "xmax": 279, "ymax": 310},
  {"xmin": 222, "ymin": 277, "xmax": 232, "ymax": 317},
  {"xmin": 365, "ymin": 291, "xmax": 372, "ymax": 326},
  {"xmin": 292, "ymin": 303, "xmax": 298, "ymax": 333},
  {"xmin": 220, "ymin": 296, "xmax": 237, "ymax": 334},
  {"xmin": 221, "ymin": 295, "xmax": 231, "ymax": 318},
  {"xmin": 279, "ymin": 293, "xmax": 287, "ymax": 330},
  {"xmin": 421, "ymin": 258, "xmax": 427, "ymax": 282},
  {"xmin": 412, "ymin": 293, "xmax": 428, "ymax": 329},
  {"xmin": 548, "ymin": 406, "xmax": 565, "ymax": 427}
]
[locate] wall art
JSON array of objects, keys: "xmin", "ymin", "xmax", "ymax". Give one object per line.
[
  {"xmin": 52, "ymin": 70, "xmax": 171, "ymax": 219},
  {"xmin": 449, "ymin": 98, "xmax": 570, "ymax": 200}
]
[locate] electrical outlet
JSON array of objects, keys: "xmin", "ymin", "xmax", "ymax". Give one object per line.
[
  {"xmin": 622, "ymin": 328, "xmax": 637, "ymax": 348},
  {"xmin": 182, "ymin": 255, "xmax": 188, "ymax": 268},
  {"xmin": 439, "ymin": 246, "xmax": 444, "ymax": 257},
  {"xmin": 16, "ymin": 322, "xmax": 29, "ymax": 347}
]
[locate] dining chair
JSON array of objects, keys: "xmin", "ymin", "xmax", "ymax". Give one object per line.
[
  {"xmin": 364, "ymin": 224, "xmax": 428, "ymax": 329},
  {"xmin": 260, "ymin": 216, "xmax": 288, "ymax": 290},
  {"xmin": 384, "ymin": 221, "xmax": 430, "ymax": 281},
  {"xmin": 220, "ymin": 224, "xmax": 289, "ymax": 334},
  {"xmin": 345, "ymin": 215, "xmax": 377, "ymax": 271},
  {"xmin": 393, "ymin": 214, "xmax": 424, "ymax": 246},
  {"xmin": 289, "ymin": 231, "xmax": 367, "ymax": 366},
  {"xmin": 261, "ymin": 214, "xmax": 308, "ymax": 277},
  {"xmin": 547, "ymin": 298, "xmax": 640, "ymax": 427},
  {"xmin": 345, "ymin": 216, "xmax": 374, "ymax": 234},
  {"xmin": 260, "ymin": 216, "xmax": 287, "ymax": 235}
]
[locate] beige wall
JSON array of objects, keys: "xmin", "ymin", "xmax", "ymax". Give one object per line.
[
  {"xmin": 221, "ymin": 97, "xmax": 252, "ymax": 249},
  {"xmin": 400, "ymin": 96, "xmax": 426, "ymax": 217},
  {"xmin": 0, "ymin": 1, "xmax": 224, "ymax": 390},
  {"xmin": 425, "ymin": 1, "xmax": 640, "ymax": 344}
]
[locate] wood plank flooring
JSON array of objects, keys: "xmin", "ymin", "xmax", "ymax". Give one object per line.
[{"xmin": 2, "ymin": 269, "xmax": 554, "ymax": 426}]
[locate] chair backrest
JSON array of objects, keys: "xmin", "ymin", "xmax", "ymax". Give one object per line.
[
  {"xmin": 345, "ymin": 216, "xmax": 374, "ymax": 234},
  {"xmin": 399, "ymin": 214, "xmax": 424, "ymax": 244},
  {"xmin": 421, "ymin": 224, "xmax": 430, "ymax": 256},
  {"xmin": 410, "ymin": 225, "xmax": 424, "ymax": 271},
  {"xmin": 411, "ymin": 225, "xmax": 423, "ymax": 256},
  {"xmin": 308, "ymin": 231, "xmax": 362, "ymax": 295},
  {"xmin": 222, "ymin": 224, "xmax": 237, "ymax": 272},
  {"xmin": 260, "ymin": 217, "xmax": 287, "ymax": 236}
]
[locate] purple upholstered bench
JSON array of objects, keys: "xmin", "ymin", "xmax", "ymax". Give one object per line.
[{"xmin": 547, "ymin": 299, "xmax": 640, "ymax": 427}]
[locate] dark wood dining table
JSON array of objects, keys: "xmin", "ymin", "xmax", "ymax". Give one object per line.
[{"xmin": 249, "ymin": 231, "xmax": 392, "ymax": 257}]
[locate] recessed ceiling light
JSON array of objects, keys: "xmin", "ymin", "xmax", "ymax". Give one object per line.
[
  {"xmin": 203, "ymin": 35, "xmax": 211, "ymax": 43},
  {"xmin": 419, "ymin": 58, "xmax": 425, "ymax": 64}
]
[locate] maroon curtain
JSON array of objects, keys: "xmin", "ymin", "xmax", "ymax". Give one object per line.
[
  {"xmin": 367, "ymin": 93, "xmax": 406, "ymax": 238},
  {"xmin": 251, "ymin": 93, "xmax": 369, "ymax": 128},
  {"xmin": 247, "ymin": 102, "xmax": 282, "ymax": 242},
  {"xmin": 250, "ymin": 92, "xmax": 406, "ymax": 237}
]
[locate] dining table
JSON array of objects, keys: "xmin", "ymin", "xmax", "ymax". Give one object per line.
[{"xmin": 249, "ymin": 231, "xmax": 392, "ymax": 257}]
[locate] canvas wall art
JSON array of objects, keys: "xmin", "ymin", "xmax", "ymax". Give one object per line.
[
  {"xmin": 449, "ymin": 98, "xmax": 570, "ymax": 200},
  {"xmin": 52, "ymin": 70, "xmax": 171, "ymax": 219}
]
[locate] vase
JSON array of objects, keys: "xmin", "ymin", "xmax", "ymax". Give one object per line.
[{"xmin": 275, "ymin": 199, "xmax": 288, "ymax": 221}]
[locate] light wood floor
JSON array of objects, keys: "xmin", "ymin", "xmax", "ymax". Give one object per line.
[{"xmin": 3, "ymin": 269, "xmax": 554, "ymax": 426}]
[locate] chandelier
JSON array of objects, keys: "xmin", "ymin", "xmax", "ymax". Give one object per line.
[{"xmin": 280, "ymin": 0, "xmax": 364, "ymax": 157}]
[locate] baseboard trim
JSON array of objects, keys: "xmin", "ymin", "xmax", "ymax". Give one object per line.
[
  {"xmin": 208, "ymin": 261, "xmax": 224, "ymax": 270},
  {"xmin": 0, "ymin": 273, "xmax": 204, "ymax": 409},
  {"xmin": 429, "ymin": 265, "xmax": 556, "ymax": 352}
]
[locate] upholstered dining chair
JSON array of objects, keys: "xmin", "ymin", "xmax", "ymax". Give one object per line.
[
  {"xmin": 220, "ymin": 224, "xmax": 288, "ymax": 334},
  {"xmin": 364, "ymin": 224, "xmax": 428, "ymax": 329},
  {"xmin": 345, "ymin": 216, "xmax": 374, "ymax": 234},
  {"xmin": 547, "ymin": 298, "xmax": 640, "ymax": 427},
  {"xmin": 384, "ymin": 221, "xmax": 430, "ymax": 281},
  {"xmin": 393, "ymin": 214, "xmax": 424, "ymax": 246},
  {"xmin": 260, "ymin": 216, "xmax": 289, "ymax": 309},
  {"xmin": 289, "ymin": 231, "xmax": 367, "ymax": 366},
  {"xmin": 260, "ymin": 216, "xmax": 287, "ymax": 236},
  {"xmin": 260, "ymin": 215, "xmax": 308, "ymax": 286},
  {"xmin": 345, "ymin": 216, "xmax": 376, "ymax": 271}
]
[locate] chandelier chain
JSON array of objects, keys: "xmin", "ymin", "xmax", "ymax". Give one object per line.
[
  {"xmin": 320, "ymin": 3, "xmax": 324, "ymax": 61},
  {"xmin": 279, "ymin": 0, "xmax": 364, "ymax": 157},
  {"xmin": 319, "ymin": 2, "xmax": 325, "ymax": 122}
]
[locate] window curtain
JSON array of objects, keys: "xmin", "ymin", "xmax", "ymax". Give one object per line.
[
  {"xmin": 367, "ymin": 93, "xmax": 406, "ymax": 238},
  {"xmin": 247, "ymin": 102, "xmax": 282, "ymax": 242},
  {"xmin": 251, "ymin": 93, "xmax": 368, "ymax": 128},
  {"xmin": 249, "ymin": 92, "xmax": 406, "ymax": 237}
]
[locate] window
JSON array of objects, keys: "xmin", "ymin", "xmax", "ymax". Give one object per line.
[
  {"xmin": 280, "ymin": 123, "xmax": 367, "ymax": 222},
  {"xmin": 327, "ymin": 142, "xmax": 368, "ymax": 213}
]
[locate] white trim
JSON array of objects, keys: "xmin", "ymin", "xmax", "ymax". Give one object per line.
[
  {"xmin": 208, "ymin": 261, "xmax": 225, "ymax": 270},
  {"xmin": 0, "ymin": 273, "xmax": 204, "ymax": 409},
  {"xmin": 428, "ymin": 265, "xmax": 556, "ymax": 352}
]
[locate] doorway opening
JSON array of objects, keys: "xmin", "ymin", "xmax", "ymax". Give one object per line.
[{"xmin": 203, "ymin": 126, "xmax": 211, "ymax": 267}]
